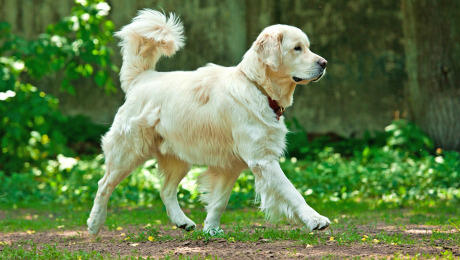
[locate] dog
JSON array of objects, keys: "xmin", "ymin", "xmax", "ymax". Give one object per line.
[{"xmin": 87, "ymin": 9, "xmax": 329, "ymax": 236}]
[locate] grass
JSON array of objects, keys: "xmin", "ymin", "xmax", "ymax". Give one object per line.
[
  {"xmin": 1, "ymin": 200, "xmax": 458, "ymax": 232},
  {"xmin": 1, "ymin": 200, "xmax": 459, "ymax": 258},
  {"xmin": 0, "ymin": 243, "xmax": 217, "ymax": 260}
]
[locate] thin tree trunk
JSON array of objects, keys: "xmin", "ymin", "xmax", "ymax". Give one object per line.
[{"xmin": 401, "ymin": 0, "xmax": 460, "ymax": 150}]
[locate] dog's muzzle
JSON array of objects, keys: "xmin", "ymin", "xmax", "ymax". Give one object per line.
[
  {"xmin": 293, "ymin": 68, "xmax": 326, "ymax": 83},
  {"xmin": 312, "ymin": 69, "xmax": 326, "ymax": 82},
  {"xmin": 293, "ymin": 76, "xmax": 304, "ymax": 82}
]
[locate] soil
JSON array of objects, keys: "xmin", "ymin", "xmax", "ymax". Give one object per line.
[{"xmin": 1, "ymin": 224, "xmax": 458, "ymax": 259}]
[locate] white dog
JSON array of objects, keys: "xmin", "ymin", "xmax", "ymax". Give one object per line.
[{"xmin": 87, "ymin": 9, "xmax": 330, "ymax": 236}]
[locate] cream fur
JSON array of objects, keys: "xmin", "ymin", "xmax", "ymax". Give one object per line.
[{"xmin": 87, "ymin": 9, "xmax": 330, "ymax": 236}]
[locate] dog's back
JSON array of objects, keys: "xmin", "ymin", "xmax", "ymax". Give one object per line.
[{"xmin": 118, "ymin": 64, "xmax": 244, "ymax": 167}]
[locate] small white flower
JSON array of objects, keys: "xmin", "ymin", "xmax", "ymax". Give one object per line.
[
  {"xmin": 81, "ymin": 13, "xmax": 90, "ymax": 21},
  {"xmin": 72, "ymin": 23, "xmax": 79, "ymax": 31},
  {"xmin": 57, "ymin": 154, "xmax": 78, "ymax": 171},
  {"xmin": 71, "ymin": 39, "xmax": 83, "ymax": 52},
  {"xmin": 434, "ymin": 156, "xmax": 444, "ymax": 164},
  {"xmin": 13, "ymin": 61, "xmax": 25, "ymax": 71},
  {"xmin": 304, "ymin": 189, "xmax": 313, "ymax": 196},
  {"xmin": 0, "ymin": 90, "xmax": 16, "ymax": 101},
  {"xmin": 50, "ymin": 35, "xmax": 63, "ymax": 47},
  {"xmin": 96, "ymin": 2, "xmax": 110, "ymax": 16},
  {"xmin": 290, "ymin": 157, "xmax": 297, "ymax": 163},
  {"xmin": 76, "ymin": 0, "xmax": 87, "ymax": 6},
  {"xmin": 69, "ymin": 16, "xmax": 80, "ymax": 31}
]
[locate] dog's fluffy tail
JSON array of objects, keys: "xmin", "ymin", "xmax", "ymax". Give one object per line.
[{"xmin": 115, "ymin": 9, "xmax": 185, "ymax": 93}]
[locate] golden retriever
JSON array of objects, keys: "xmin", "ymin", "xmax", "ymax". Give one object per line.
[{"xmin": 87, "ymin": 9, "xmax": 329, "ymax": 236}]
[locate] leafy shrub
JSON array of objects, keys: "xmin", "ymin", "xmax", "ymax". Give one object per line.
[
  {"xmin": 285, "ymin": 118, "xmax": 387, "ymax": 159},
  {"xmin": 0, "ymin": 0, "xmax": 114, "ymax": 174},
  {"xmin": 0, "ymin": 3, "xmax": 458, "ymax": 210},
  {"xmin": 1, "ymin": 0, "xmax": 117, "ymax": 94},
  {"xmin": 236, "ymin": 120, "xmax": 459, "ymax": 207},
  {"xmin": 0, "ymin": 57, "xmax": 69, "ymax": 174},
  {"xmin": 0, "ymin": 155, "xmax": 162, "ymax": 205},
  {"xmin": 1, "ymin": 119, "xmax": 458, "ymax": 208},
  {"xmin": 55, "ymin": 115, "xmax": 107, "ymax": 154},
  {"xmin": 282, "ymin": 147, "xmax": 459, "ymax": 205},
  {"xmin": 286, "ymin": 119, "xmax": 434, "ymax": 159},
  {"xmin": 384, "ymin": 119, "xmax": 434, "ymax": 155},
  {"xmin": 0, "ymin": 171, "xmax": 49, "ymax": 203}
]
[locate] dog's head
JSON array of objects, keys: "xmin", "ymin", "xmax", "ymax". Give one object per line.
[{"xmin": 252, "ymin": 24, "xmax": 327, "ymax": 85}]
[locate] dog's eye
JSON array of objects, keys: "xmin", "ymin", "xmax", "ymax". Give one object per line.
[{"xmin": 294, "ymin": 46, "xmax": 302, "ymax": 51}]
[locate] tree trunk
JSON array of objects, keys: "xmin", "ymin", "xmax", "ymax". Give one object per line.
[{"xmin": 401, "ymin": 0, "xmax": 460, "ymax": 150}]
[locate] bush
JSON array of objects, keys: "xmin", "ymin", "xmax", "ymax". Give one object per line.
[
  {"xmin": 56, "ymin": 115, "xmax": 107, "ymax": 154},
  {"xmin": 0, "ymin": 0, "xmax": 114, "ymax": 175},
  {"xmin": 280, "ymin": 120, "xmax": 459, "ymax": 205},
  {"xmin": 0, "ymin": 0, "xmax": 457, "ymax": 208},
  {"xmin": 281, "ymin": 146, "xmax": 459, "ymax": 205},
  {"xmin": 1, "ymin": 119, "xmax": 458, "ymax": 208},
  {"xmin": 0, "ymin": 57, "xmax": 69, "ymax": 174},
  {"xmin": 1, "ymin": 0, "xmax": 117, "ymax": 94}
]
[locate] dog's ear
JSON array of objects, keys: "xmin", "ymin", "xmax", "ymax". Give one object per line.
[{"xmin": 254, "ymin": 33, "xmax": 283, "ymax": 71}]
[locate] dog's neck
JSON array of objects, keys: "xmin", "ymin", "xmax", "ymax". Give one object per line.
[
  {"xmin": 264, "ymin": 68, "xmax": 297, "ymax": 108},
  {"xmin": 238, "ymin": 50, "xmax": 296, "ymax": 109}
]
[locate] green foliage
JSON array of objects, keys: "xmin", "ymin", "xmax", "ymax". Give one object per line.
[
  {"xmin": 56, "ymin": 115, "xmax": 107, "ymax": 154},
  {"xmin": 1, "ymin": 0, "xmax": 117, "ymax": 94},
  {"xmin": 281, "ymin": 146, "xmax": 459, "ymax": 205},
  {"xmin": 1, "ymin": 119, "xmax": 458, "ymax": 208},
  {"xmin": 245, "ymin": 120, "xmax": 458, "ymax": 207},
  {"xmin": 0, "ymin": 57, "xmax": 69, "ymax": 174},
  {"xmin": 286, "ymin": 119, "xmax": 435, "ymax": 159},
  {"xmin": 0, "ymin": 155, "xmax": 159, "ymax": 205},
  {"xmin": 0, "ymin": 203, "xmax": 458, "ymax": 258},
  {"xmin": 0, "ymin": 244, "xmax": 106, "ymax": 259},
  {"xmin": 0, "ymin": 0, "xmax": 113, "ymax": 175},
  {"xmin": 384, "ymin": 119, "xmax": 433, "ymax": 154},
  {"xmin": 0, "ymin": 0, "xmax": 457, "ymax": 209},
  {"xmin": 279, "ymin": 119, "xmax": 459, "ymax": 206}
]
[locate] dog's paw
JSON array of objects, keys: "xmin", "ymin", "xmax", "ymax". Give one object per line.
[
  {"xmin": 87, "ymin": 206, "xmax": 107, "ymax": 236},
  {"xmin": 203, "ymin": 226, "xmax": 224, "ymax": 237},
  {"xmin": 87, "ymin": 217, "xmax": 102, "ymax": 236},
  {"xmin": 305, "ymin": 214, "xmax": 330, "ymax": 231},
  {"xmin": 175, "ymin": 217, "xmax": 196, "ymax": 231}
]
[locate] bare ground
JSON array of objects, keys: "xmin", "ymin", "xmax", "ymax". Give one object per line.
[{"xmin": 1, "ymin": 224, "xmax": 458, "ymax": 259}]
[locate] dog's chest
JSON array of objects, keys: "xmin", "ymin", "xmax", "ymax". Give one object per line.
[{"xmin": 157, "ymin": 117, "xmax": 287, "ymax": 167}]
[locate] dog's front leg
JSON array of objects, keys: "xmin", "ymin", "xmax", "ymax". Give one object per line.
[{"xmin": 249, "ymin": 160, "xmax": 330, "ymax": 231}]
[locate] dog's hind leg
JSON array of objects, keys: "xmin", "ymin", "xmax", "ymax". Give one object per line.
[
  {"xmin": 157, "ymin": 154, "xmax": 196, "ymax": 231},
  {"xmin": 87, "ymin": 131, "xmax": 147, "ymax": 236},
  {"xmin": 198, "ymin": 167, "xmax": 242, "ymax": 235}
]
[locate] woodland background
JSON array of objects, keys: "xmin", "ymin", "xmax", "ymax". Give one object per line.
[
  {"xmin": 3, "ymin": 0, "xmax": 458, "ymax": 149},
  {"xmin": 0, "ymin": 0, "xmax": 458, "ymax": 209}
]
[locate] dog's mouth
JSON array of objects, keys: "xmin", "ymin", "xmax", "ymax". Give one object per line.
[
  {"xmin": 292, "ymin": 76, "xmax": 305, "ymax": 82},
  {"xmin": 312, "ymin": 71, "xmax": 325, "ymax": 82},
  {"xmin": 292, "ymin": 70, "xmax": 325, "ymax": 83},
  {"xmin": 293, "ymin": 69, "xmax": 326, "ymax": 84}
]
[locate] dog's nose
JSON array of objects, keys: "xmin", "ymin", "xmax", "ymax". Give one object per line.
[{"xmin": 317, "ymin": 58, "xmax": 327, "ymax": 69}]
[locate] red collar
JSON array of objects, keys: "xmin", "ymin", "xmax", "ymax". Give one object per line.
[
  {"xmin": 243, "ymin": 74, "xmax": 285, "ymax": 120},
  {"xmin": 267, "ymin": 96, "xmax": 284, "ymax": 120}
]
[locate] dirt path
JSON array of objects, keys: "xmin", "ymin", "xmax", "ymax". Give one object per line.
[{"xmin": 1, "ymin": 225, "xmax": 459, "ymax": 259}]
